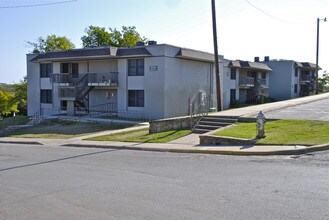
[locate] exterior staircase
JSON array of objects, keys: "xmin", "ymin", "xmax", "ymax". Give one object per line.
[{"xmin": 192, "ymin": 115, "xmax": 239, "ymax": 134}]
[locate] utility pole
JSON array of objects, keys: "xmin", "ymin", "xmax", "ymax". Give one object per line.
[
  {"xmin": 315, "ymin": 17, "xmax": 327, "ymax": 94},
  {"xmin": 211, "ymin": 0, "xmax": 222, "ymax": 111}
]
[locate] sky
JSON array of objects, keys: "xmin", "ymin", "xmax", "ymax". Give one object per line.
[{"xmin": 0, "ymin": 0, "xmax": 328, "ymax": 83}]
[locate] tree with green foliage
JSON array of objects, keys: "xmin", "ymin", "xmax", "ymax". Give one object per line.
[
  {"xmin": 81, "ymin": 25, "xmax": 147, "ymax": 48},
  {"xmin": 28, "ymin": 34, "xmax": 75, "ymax": 53},
  {"xmin": 13, "ymin": 76, "xmax": 27, "ymax": 115},
  {"xmin": 81, "ymin": 26, "xmax": 112, "ymax": 47},
  {"xmin": 0, "ymin": 89, "xmax": 18, "ymax": 116},
  {"xmin": 318, "ymin": 70, "xmax": 329, "ymax": 92}
]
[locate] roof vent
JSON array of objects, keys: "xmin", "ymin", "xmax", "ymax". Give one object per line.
[
  {"xmin": 148, "ymin": 40, "xmax": 157, "ymax": 45},
  {"xmin": 136, "ymin": 41, "xmax": 145, "ymax": 46}
]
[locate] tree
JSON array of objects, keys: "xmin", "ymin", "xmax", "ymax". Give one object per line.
[
  {"xmin": 13, "ymin": 76, "xmax": 27, "ymax": 115},
  {"xmin": 81, "ymin": 25, "xmax": 147, "ymax": 48},
  {"xmin": 318, "ymin": 70, "xmax": 329, "ymax": 92},
  {"xmin": 0, "ymin": 89, "xmax": 18, "ymax": 116},
  {"xmin": 28, "ymin": 34, "xmax": 75, "ymax": 53},
  {"xmin": 81, "ymin": 26, "xmax": 112, "ymax": 48}
]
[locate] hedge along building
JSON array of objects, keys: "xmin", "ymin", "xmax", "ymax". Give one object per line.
[{"xmin": 27, "ymin": 43, "xmax": 221, "ymax": 120}]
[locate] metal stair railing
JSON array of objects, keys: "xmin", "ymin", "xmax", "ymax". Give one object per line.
[
  {"xmin": 74, "ymin": 102, "xmax": 118, "ymax": 118},
  {"xmin": 30, "ymin": 108, "xmax": 43, "ymax": 125},
  {"xmin": 75, "ymin": 74, "xmax": 91, "ymax": 100},
  {"xmin": 190, "ymin": 96, "xmax": 209, "ymax": 131}
]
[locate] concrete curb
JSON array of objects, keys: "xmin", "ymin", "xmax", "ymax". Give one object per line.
[
  {"xmin": 61, "ymin": 142, "xmax": 329, "ymax": 156},
  {"xmin": 0, "ymin": 140, "xmax": 43, "ymax": 145}
]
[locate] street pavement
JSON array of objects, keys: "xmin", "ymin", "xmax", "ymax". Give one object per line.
[
  {"xmin": 0, "ymin": 144, "xmax": 328, "ymax": 220},
  {"xmin": 0, "ymin": 93, "xmax": 328, "ymax": 155}
]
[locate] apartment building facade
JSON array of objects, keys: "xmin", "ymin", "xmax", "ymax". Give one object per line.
[
  {"xmin": 222, "ymin": 58, "xmax": 272, "ymax": 109},
  {"xmin": 263, "ymin": 57, "xmax": 318, "ymax": 101},
  {"xmin": 27, "ymin": 44, "xmax": 218, "ymax": 120}
]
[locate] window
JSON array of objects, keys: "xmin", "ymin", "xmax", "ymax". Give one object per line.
[
  {"xmin": 40, "ymin": 90, "xmax": 52, "ymax": 103},
  {"xmin": 72, "ymin": 63, "xmax": 79, "ymax": 78},
  {"xmin": 128, "ymin": 90, "xmax": 144, "ymax": 107},
  {"xmin": 230, "ymin": 68, "xmax": 236, "ymax": 80},
  {"xmin": 128, "ymin": 59, "xmax": 144, "ymax": 76},
  {"xmin": 294, "ymin": 84, "xmax": 298, "ymax": 93},
  {"xmin": 230, "ymin": 89, "xmax": 236, "ymax": 102},
  {"xmin": 61, "ymin": 63, "xmax": 69, "ymax": 73},
  {"xmin": 312, "ymin": 71, "xmax": 315, "ymax": 77},
  {"xmin": 60, "ymin": 100, "xmax": 67, "ymax": 108},
  {"xmin": 40, "ymin": 63, "xmax": 52, "ymax": 78},
  {"xmin": 295, "ymin": 68, "xmax": 298, "ymax": 77},
  {"xmin": 247, "ymin": 71, "xmax": 256, "ymax": 78},
  {"xmin": 61, "ymin": 63, "xmax": 79, "ymax": 78},
  {"xmin": 261, "ymin": 72, "xmax": 266, "ymax": 79}
]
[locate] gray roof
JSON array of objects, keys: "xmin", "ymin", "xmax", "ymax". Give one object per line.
[
  {"xmin": 295, "ymin": 62, "xmax": 318, "ymax": 69},
  {"xmin": 175, "ymin": 48, "xmax": 215, "ymax": 62},
  {"xmin": 29, "ymin": 44, "xmax": 216, "ymax": 63},
  {"xmin": 229, "ymin": 60, "xmax": 272, "ymax": 72},
  {"xmin": 116, "ymin": 47, "xmax": 151, "ymax": 56},
  {"xmin": 29, "ymin": 47, "xmax": 117, "ymax": 62}
]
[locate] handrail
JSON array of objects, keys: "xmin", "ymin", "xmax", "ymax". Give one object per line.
[
  {"xmin": 190, "ymin": 95, "xmax": 209, "ymax": 131},
  {"xmin": 30, "ymin": 108, "xmax": 43, "ymax": 125},
  {"xmin": 74, "ymin": 102, "xmax": 118, "ymax": 118}
]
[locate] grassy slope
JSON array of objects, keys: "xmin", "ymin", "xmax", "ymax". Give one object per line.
[
  {"xmin": 213, "ymin": 120, "xmax": 329, "ymax": 145},
  {"xmin": 87, "ymin": 128, "xmax": 191, "ymax": 143},
  {"xmin": 8, "ymin": 119, "xmax": 133, "ymax": 139},
  {"xmin": 0, "ymin": 116, "xmax": 30, "ymax": 129}
]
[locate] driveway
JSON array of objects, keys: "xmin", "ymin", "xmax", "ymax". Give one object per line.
[{"xmin": 265, "ymin": 98, "xmax": 329, "ymax": 121}]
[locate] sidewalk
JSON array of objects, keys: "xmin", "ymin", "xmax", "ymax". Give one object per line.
[
  {"xmin": 211, "ymin": 92, "xmax": 329, "ymax": 118},
  {"xmin": 0, "ymin": 93, "xmax": 328, "ymax": 156}
]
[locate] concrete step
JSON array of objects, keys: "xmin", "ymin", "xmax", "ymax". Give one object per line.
[
  {"xmin": 202, "ymin": 116, "xmax": 238, "ymax": 123},
  {"xmin": 198, "ymin": 121, "xmax": 233, "ymax": 127},
  {"xmin": 192, "ymin": 128, "xmax": 212, "ymax": 134},
  {"xmin": 195, "ymin": 125, "xmax": 222, "ymax": 131},
  {"xmin": 192, "ymin": 115, "xmax": 238, "ymax": 134}
]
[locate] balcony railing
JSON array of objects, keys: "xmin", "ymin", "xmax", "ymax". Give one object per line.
[
  {"xmin": 239, "ymin": 77, "xmax": 255, "ymax": 87},
  {"xmin": 258, "ymin": 79, "xmax": 266, "ymax": 86},
  {"xmin": 88, "ymin": 72, "xmax": 118, "ymax": 87},
  {"xmin": 59, "ymin": 88, "xmax": 76, "ymax": 98},
  {"xmin": 300, "ymin": 75, "xmax": 314, "ymax": 82},
  {"xmin": 52, "ymin": 72, "xmax": 119, "ymax": 87}
]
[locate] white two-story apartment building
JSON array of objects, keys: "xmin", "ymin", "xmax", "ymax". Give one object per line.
[
  {"xmin": 27, "ymin": 43, "xmax": 219, "ymax": 120},
  {"xmin": 222, "ymin": 57, "xmax": 272, "ymax": 109}
]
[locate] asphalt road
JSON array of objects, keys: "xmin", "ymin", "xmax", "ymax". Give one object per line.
[
  {"xmin": 0, "ymin": 143, "xmax": 328, "ymax": 220},
  {"xmin": 265, "ymin": 98, "xmax": 329, "ymax": 121}
]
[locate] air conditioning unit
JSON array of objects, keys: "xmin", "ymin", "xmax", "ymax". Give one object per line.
[
  {"xmin": 148, "ymin": 40, "xmax": 157, "ymax": 45},
  {"xmin": 136, "ymin": 42, "xmax": 145, "ymax": 46}
]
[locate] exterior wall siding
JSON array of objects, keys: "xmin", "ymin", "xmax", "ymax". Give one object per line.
[
  {"xmin": 27, "ymin": 54, "xmax": 40, "ymax": 116},
  {"xmin": 164, "ymin": 57, "xmax": 214, "ymax": 118},
  {"xmin": 266, "ymin": 61, "xmax": 294, "ymax": 101}
]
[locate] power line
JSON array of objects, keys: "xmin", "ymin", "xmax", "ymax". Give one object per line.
[
  {"xmin": 244, "ymin": 0, "xmax": 295, "ymax": 24},
  {"xmin": 0, "ymin": 0, "xmax": 78, "ymax": 9}
]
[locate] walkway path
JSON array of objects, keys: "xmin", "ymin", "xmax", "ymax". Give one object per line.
[{"xmin": 1, "ymin": 93, "xmax": 328, "ymax": 155}]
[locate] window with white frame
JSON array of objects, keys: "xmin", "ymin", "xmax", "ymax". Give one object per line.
[
  {"xmin": 40, "ymin": 90, "xmax": 52, "ymax": 103},
  {"xmin": 128, "ymin": 59, "xmax": 144, "ymax": 76},
  {"xmin": 230, "ymin": 68, "xmax": 236, "ymax": 80},
  {"xmin": 128, "ymin": 90, "xmax": 144, "ymax": 107},
  {"xmin": 40, "ymin": 63, "xmax": 52, "ymax": 78}
]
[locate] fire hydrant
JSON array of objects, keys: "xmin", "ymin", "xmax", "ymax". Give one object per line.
[{"xmin": 256, "ymin": 111, "xmax": 266, "ymax": 138}]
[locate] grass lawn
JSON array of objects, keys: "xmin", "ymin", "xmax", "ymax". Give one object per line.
[
  {"xmin": 6, "ymin": 119, "xmax": 134, "ymax": 139},
  {"xmin": 0, "ymin": 116, "xmax": 30, "ymax": 130},
  {"xmin": 213, "ymin": 120, "xmax": 329, "ymax": 145},
  {"xmin": 86, "ymin": 128, "xmax": 191, "ymax": 143}
]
